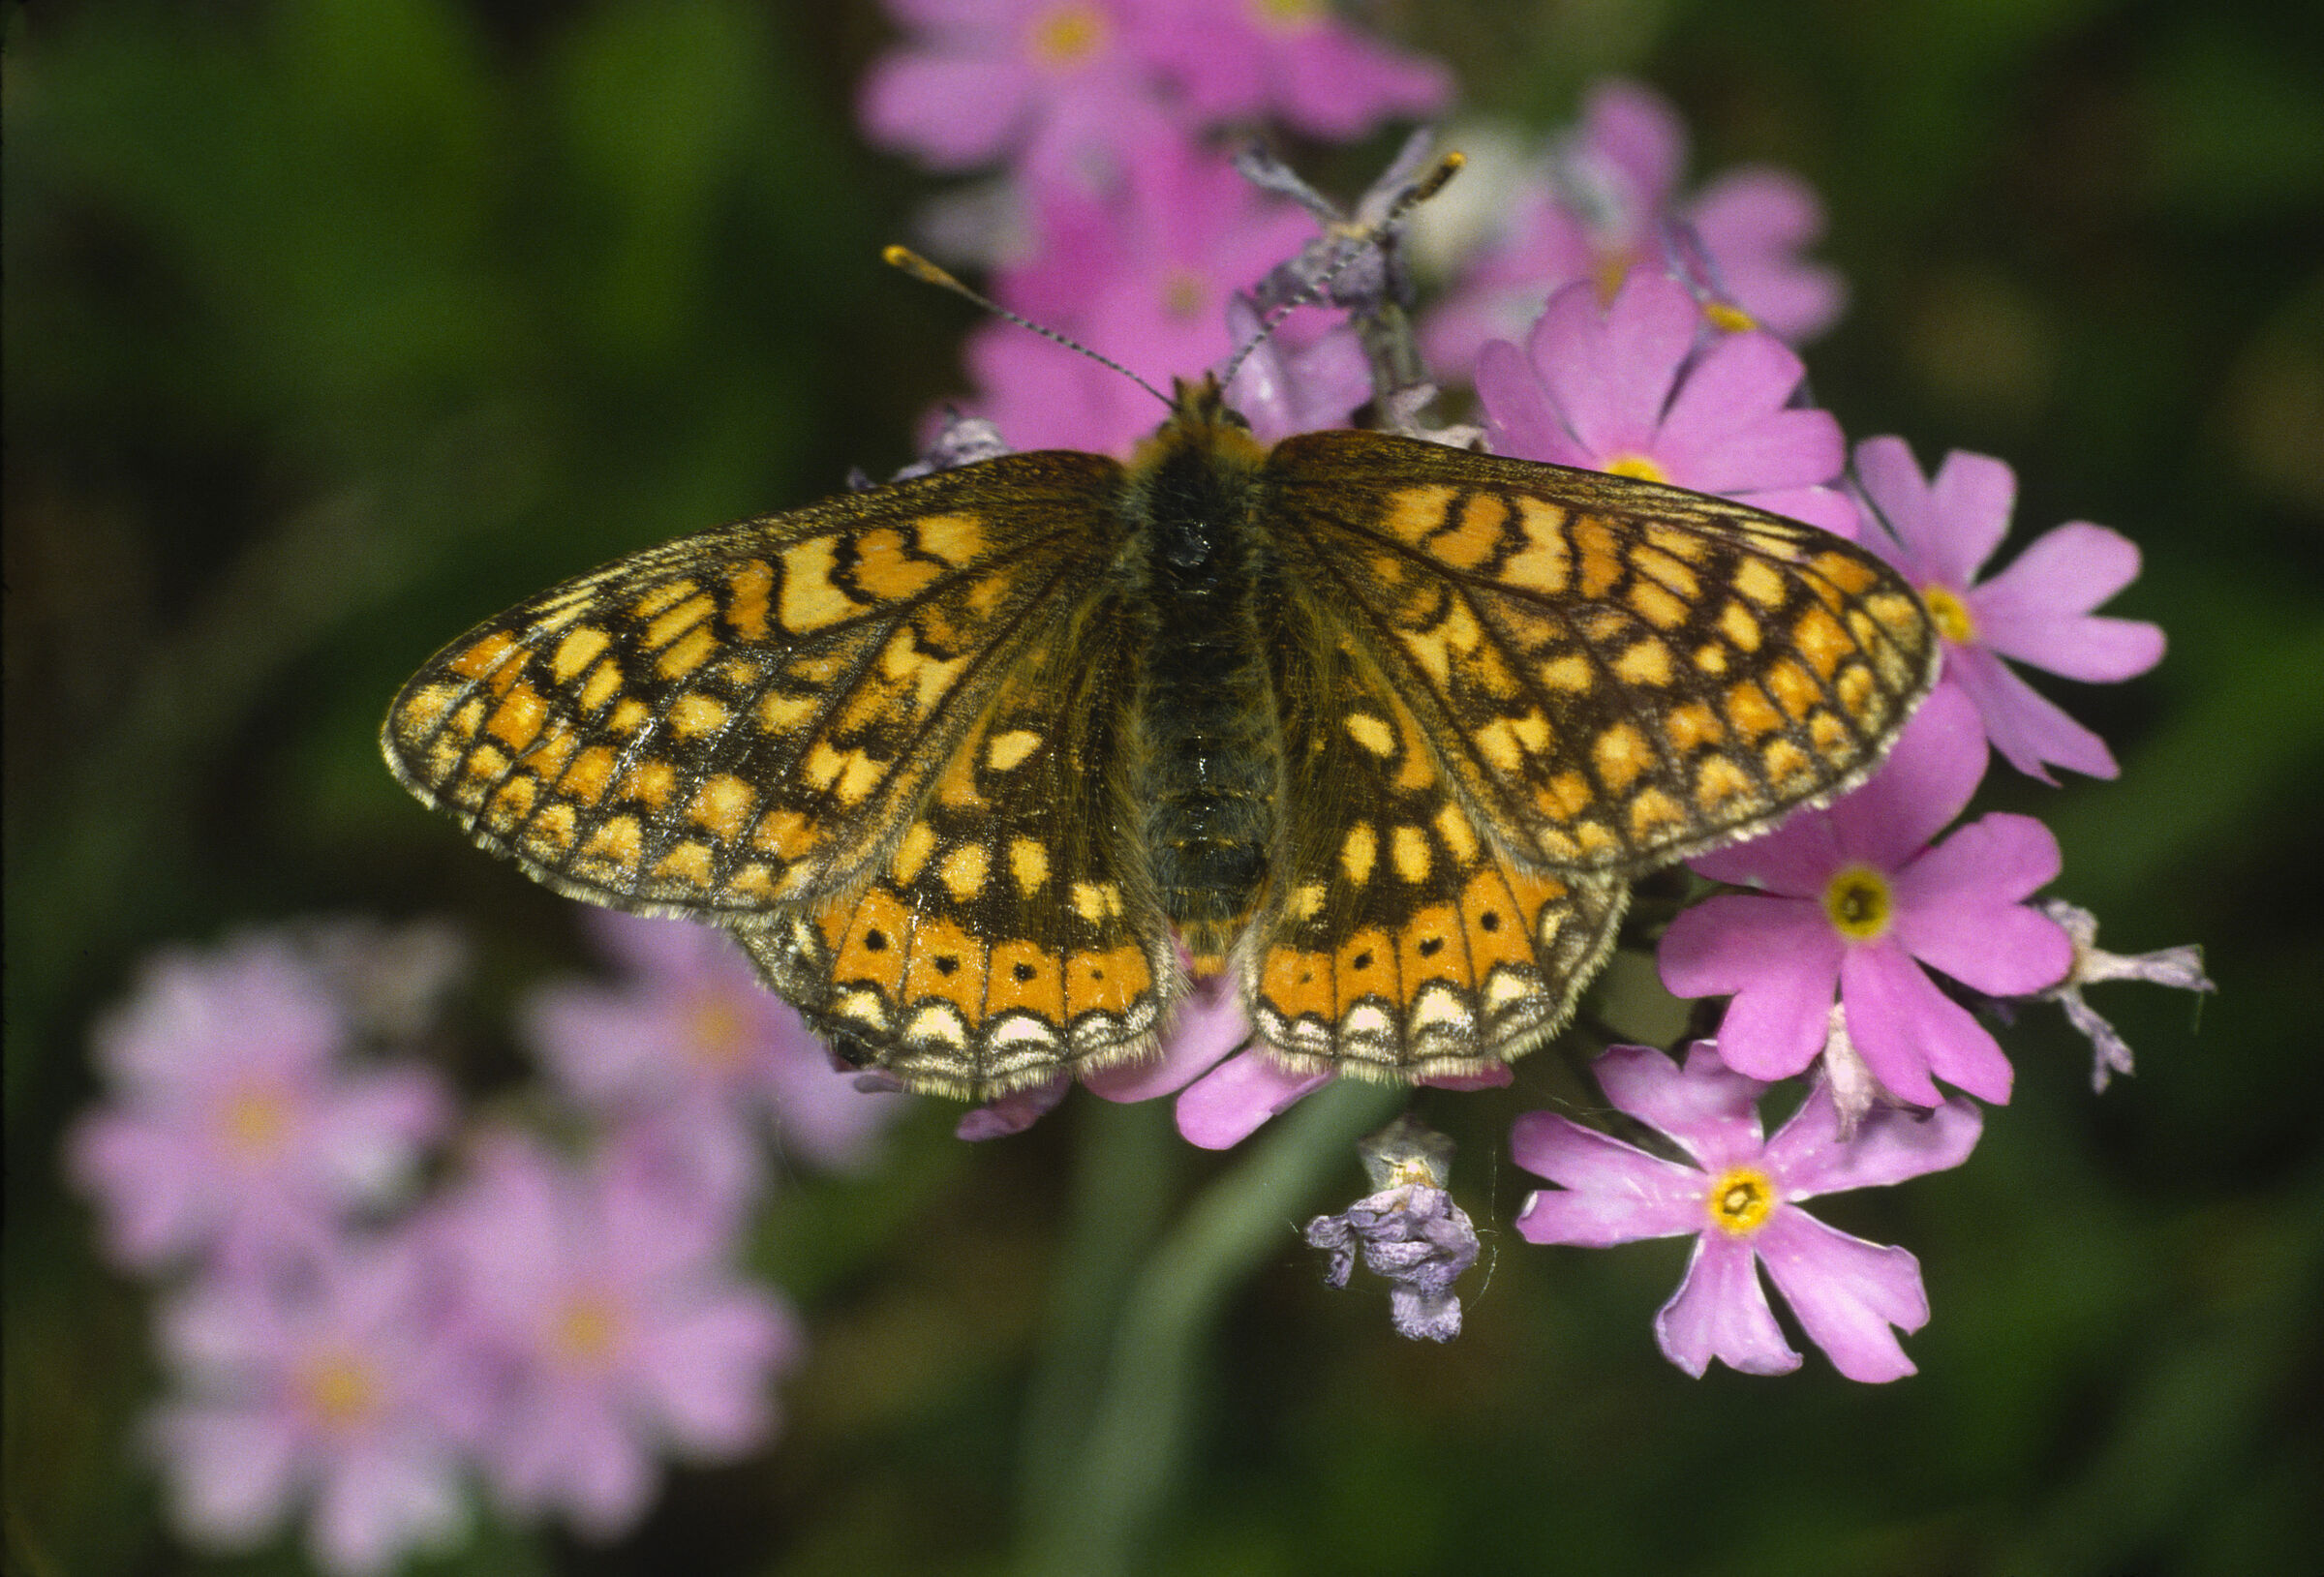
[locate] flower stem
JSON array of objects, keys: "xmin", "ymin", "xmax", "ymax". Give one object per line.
[{"xmin": 1015, "ymin": 1079, "xmax": 1402, "ymax": 1577}]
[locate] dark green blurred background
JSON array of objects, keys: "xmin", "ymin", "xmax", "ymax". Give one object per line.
[{"xmin": 8, "ymin": 1, "xmax": 2321, "ymax": 1573}]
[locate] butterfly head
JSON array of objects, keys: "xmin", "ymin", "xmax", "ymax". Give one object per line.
[{"xmin": 1131, "ymin": 375, "xmax": 1269, "ymax": 480}]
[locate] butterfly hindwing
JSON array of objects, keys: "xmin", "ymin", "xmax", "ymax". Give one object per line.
[
  {"xmin": 1244, "ymin": 610, "xmax": 1627, "ymax": 1079},
  {"xmin": 1266, "ymin": 430, "xmax": 1938, "ymax": 876},
  {"xmin": 731, "ymin": 593, "xmax": 1179, "ymax": 1098},
  {"xmin": 382, "ymin": 452, "xmax": 1126, "ymax": 915}
]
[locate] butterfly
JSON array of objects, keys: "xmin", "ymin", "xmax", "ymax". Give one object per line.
[{"xmin": 383, "ymin": 376, "xmax": 1938, "ymax": 1102}]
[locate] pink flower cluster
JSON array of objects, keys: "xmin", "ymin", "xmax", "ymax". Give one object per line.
[
  {"xmin": 69, "ymin": 919, "xmax": 896, "ymax": 1573},
  {"xmin": 864, "ymin": 0, "xmax": 1448, "ymax": 454},
  {"xmin": 845, "ymin": 2, "xmax": 2207, "ymax": 1366}
]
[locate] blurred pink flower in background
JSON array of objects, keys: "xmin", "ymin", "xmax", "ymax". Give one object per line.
[
  {"xmin": 963, "ymin": 146, "xmax": 1316, "ymax": 451},
  {"xmin": 440, "ymin": 1137, "xmax": 802, "ymax": 1539},
  {"xmin": 147, "ymin": 1234, "xmax": 483, "ymax": 1575},
  {"xmin": 1121, "ymin": 0, "xmax": 1450, "ymax": 141},
  {"xmin": 523, "ymin": 912, "xmax": 903, "ymax": 1194},
  {"xmin": 71, "ymin": 935, "xmax": 447, "ymax": 1273},
  {"xmin": 861, "ymin": 0, "xmax": 1178, "ymax": 190},
  {"xmin": 1425, "ymin": 78, "xmax": 1846, "ymax": 379}
]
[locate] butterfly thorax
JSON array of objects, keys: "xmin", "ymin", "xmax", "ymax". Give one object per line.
[{"xmin": 1124, "ymin": 386, "xmax": 1281, "ymax": 971}]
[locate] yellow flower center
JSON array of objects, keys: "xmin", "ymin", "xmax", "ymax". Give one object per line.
[
  {"xmin": 1253, "ymin": 0, "xmax": 1322, "ymax": 30},
  {"xmin": 1161, "ymin": 268, "xmax": 1208, "ymax": 321},
  {"xmin": 1591, "ymin": 251, "xmax": 1636, "ymax": 304},
  {"xmin": 1702, "ymin": 299, "xmax": 1758, "ymax": 333},
  {"xmin": 1922, "ymin": 584, "xmax": 1976, "ymax": 644},
  {"xmin": 1823, "ymin": 864, "xmax": 1894, "ymax": 942},
  {"xmin": 686, "ymin": 993, "xmax": 753, "ymax": 1073},
  {"xmin": 551, "ymin": 1291, "xmax": 627, "ymax": 1372},
  {"xmin": 1030, "ymin": 4, "xmax": 1107, "ymax": 68},
  {"xmin": 219, "ymin": 1083, "xmax": 291, "ymax": 1159},
  {"xmin": 1705, "ymin": 1166, "xmax": 1777, "ymax": 1236},
  {"xmin": 299, "ymin": 1350, "xmax": 382, "ymax": 1433},
  {"xmin": 1605, "ymin": 453, "xmax": 1669, "ymax": 483}
]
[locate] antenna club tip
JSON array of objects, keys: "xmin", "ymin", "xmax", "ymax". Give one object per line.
[
  {"xmin": 883, "ymin": 245, "xmax": 960, "ymax": 288},
  {"xmin": 1442, "ymin": 150, "xmax": 1467, "ymax": 171}
]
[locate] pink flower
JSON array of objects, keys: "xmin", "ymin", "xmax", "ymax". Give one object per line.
[
  {"xmin": 1121, "ymin": 0, "xmax": 1450, "ymax": 143},
  {"xmin": 957, "ymin": 971, "xmax": 1501, "ymax": 1151},
  {"xmin": 1219, "ymin": 293, "xmax": 1370, "ymax": 443},
  {"xmin": 1514, "ymin": 1043, "xmax": 1982, "ymax": 1381},
  {"xmin": 956, "ymin": 971, "xmax": 1271, "ymax": 1144},
  {"xmin": 522, "ymin": 911, "xmax": 903, "ymax": 1194},
  {"xmin": 147, "ymin": 1233, "xmax": 485, "ymax": 1575},
  {"xmin": 860, "ymin": 0, "xmax": 1179, "ymax": 190},
  {"xmin": 1476, "ymin": 269, "xmax": 1858, "ymax": 536},
  {"xmin": 964, "ymin": 145, "xmax": 1317, "ymax": 453},
  {"xmin": 442, "ymin": 1137, "xmax": 801, "ymax": 1539},
  {"xmin": 69, "ymin": 933, "xmax": 448, "ymax": 1273},
  {"xmin": 1424, "ymin": 77, "xmax": 1845, "ymax": 378},
  {"xmin": 1658, "ymin": 685, "xmax": 2074, "ymax": 1109},
  {"xmin": 1099, "ymin": 974, "xmax": 1509, "ymax": 1151},
  {"xmin": 1853, "ymin": 436, "xmax": 2165, "ymax": 782}
]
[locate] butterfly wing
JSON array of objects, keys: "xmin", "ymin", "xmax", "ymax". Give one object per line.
[
  {"xmin": 382, "ymin": 452, "xmax": 1126, "ymax": 915},
  {"xmin": 730, "ymin": 591, "xmax": 1178, "ymax": 1099},
  {"xmin": 1265, "ymin": 430, "xmax": 1938, "ymax": 876},
  {"xmin": 1245, "ymin": 609, "xmax": 1627, "ymax": 1078}
]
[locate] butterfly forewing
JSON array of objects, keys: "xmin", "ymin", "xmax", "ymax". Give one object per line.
[
  {"xmin": 729, "ymin": 593, "xmax": 1178, "ymax": 1098},
  {"xmin": 382, "ymin": 453, "xmax": 1126, "ymax": 915},
  {"xmin": 1266, "ymin": 430, "xmax": 1939, "ymax": 876}
]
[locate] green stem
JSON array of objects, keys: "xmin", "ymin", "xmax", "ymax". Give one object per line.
[{"xmin": 1015, "ymin": 1078, "xmax": 1403, "ymax": 1577}]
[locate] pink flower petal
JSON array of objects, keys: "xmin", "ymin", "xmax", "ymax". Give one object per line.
[
  {"xmin": 1972, "ymin": 520, "xmax": 2144, "ymax": 622},
  {"xmin": 1971, "ymin": 524, "xmax": 2163, "ymax": 681},
  {"xmin": 1731, "ymin": 485, "xmax": 1861, "ymax": 538},
  {"xmin": 955, "ymin": 1081, "xmax": 1059, "ymax": 1140},
  {"xmin": 1593, "ymin": 1044, "xmax": 1766, "ymax": 1169},
  {"xmin": 1531, "ymin": 274, "xmax": 1692, "ymax": 457},
  {"xmin": 1652, "ymin": 335, "xmax": 1834, "ymax": 490},
  {"xmin": 1891, "ymin": 816, "xmax": 2072, "ymax": 996},
  {"xmin": 1922, "ymin": 448, "xmax": 2019, "ymax": 587},
  {"xmin": 1945, "ymin": 644, "xmax": 2120, "ymax": 782},
  {"xmin": 1839, "ymin": 944, "xmax": 2012, "ymax": 1106},
  {"xmin": 1174, "ymin": 1050, "xmax": 1329, "ymax": 1149},
  {"xmin": 1752, "ymin": 1210, "xmax": 1926, "ymax": 1381},
  {"xmin": 1824, "ymin": 683, "xmax": 1988, "ymax": 872},
  {"xmin": 152, "ymin": 1406, "xmax": 303, "ymax": 1544},
  {"xmin": 1850, "ymin": 437, "xmax": 1942, "ymax": 575},
  {"xmin": 858, "ymin": 54, "xmax": 1033, "ymax": 169},
  {"xmin": 1765, "ymin": 1087, "xmax": 1984, "ymax": 1199},
  {"xmin": 311, "ymin": 1443, "xmax": 465, "ymax": 1577},
  {"xmin": 1582, "ymin": 79, "xmax": 1686, "ymax": 227},
  {"xmin": 1510, "ymin": 1112, "xmax": 1708, "ymax": 1243},
  {"xmin": 1687, "ymin": 167, "xmax": 1846, "ymax": 341},
  {"xmin": 1655, "ymin": 1233, "xmax": 1799, "ymax": 1377},
  {"xmin": 1687, "ymin": 811, "xmax": 1844, "ymax": 896},
  {"xmin": 1659, "ymin": 895, "xmax": 1843, "ymax": 1081},
  {"xmin": 1273, "ymin": 23, "xmax": 1451, "ymax": 140},
  {"xmin": 1476, "ymin": 337, "xmax": 1576, "ymax": 463},
  {"xmin": 1087, "ymin": 977, "xmax": 1246, "ymax": 1102}
]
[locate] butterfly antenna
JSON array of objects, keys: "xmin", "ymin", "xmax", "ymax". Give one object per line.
[
  {"xmin": 883, "ymin": 245, "xmax": 1173, "ymax": 409},
  {"xmin": 1215, "ymin": 149, "xmax": 1465, "ymax": 393}
]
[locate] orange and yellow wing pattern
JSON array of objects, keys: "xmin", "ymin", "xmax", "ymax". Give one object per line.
[
  {"xmin": 729, "ymin": 593, "xmax": 1178, "ymax": 1099},
  {"xmin": 1245, "ymin": 611, "xmax": 1627, "ymax": 1080},
  {"xmin": 382, "ymin": 452, "xmax": 1126, "ymax": 916},
  {"xmin": 1269, "ymin": 430, "xmax": 1938, "ymax": 877}
]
